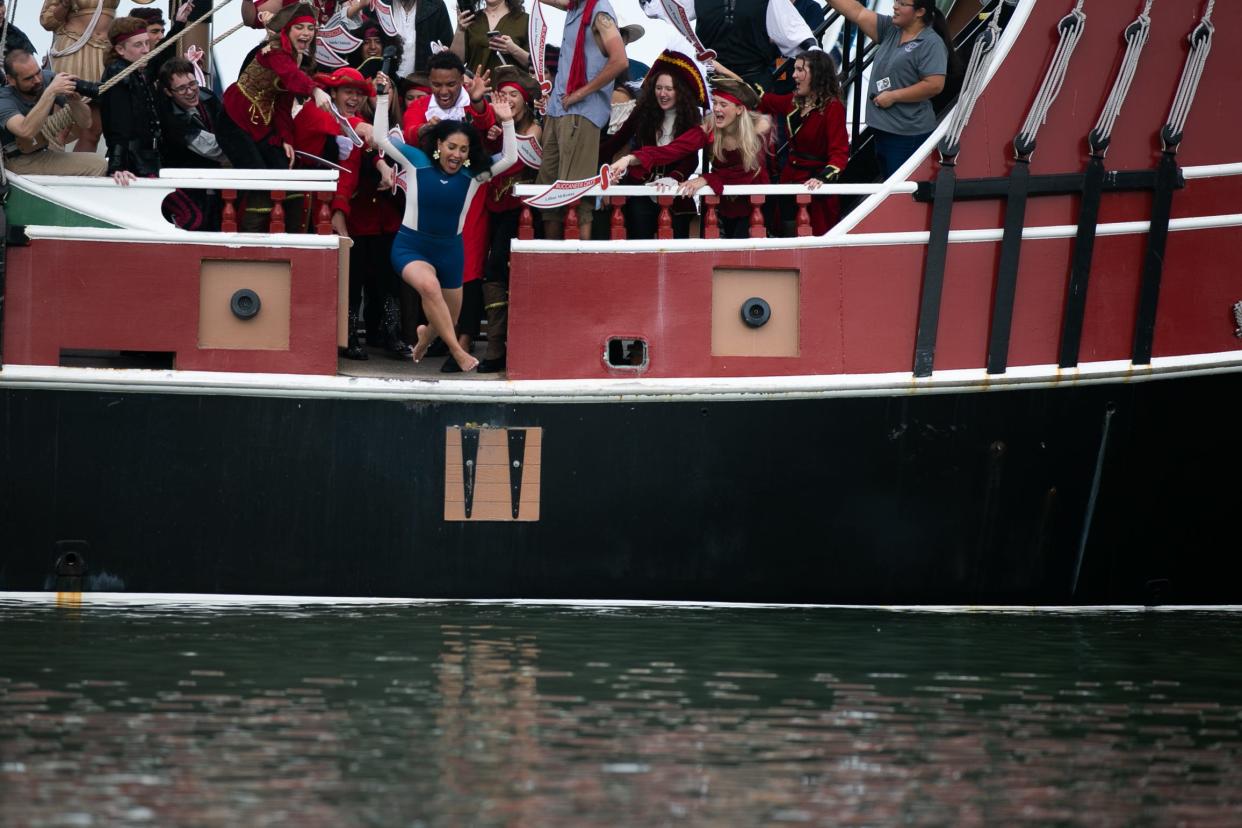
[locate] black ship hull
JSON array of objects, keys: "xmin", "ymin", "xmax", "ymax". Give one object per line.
[{"xmin": 1, "ymin": 371, "xmax": 1238, "ymax": 605}]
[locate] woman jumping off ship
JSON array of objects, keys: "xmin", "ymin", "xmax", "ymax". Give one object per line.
[{"xmin": 371, "ymin": 71, "xmax": 518, "ymax": 373}]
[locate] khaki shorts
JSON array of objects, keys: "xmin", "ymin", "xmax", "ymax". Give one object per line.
[
  {"xmin": 6, "ymin": 148, "xmax": 107, "ymax": 176},
  {"xmin": 535, "ymin": 114, "xmax": 601, "ymax": 222}
]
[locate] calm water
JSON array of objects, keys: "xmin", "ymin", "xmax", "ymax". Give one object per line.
[{"xmin": 2, "ymin": 599, "xmax": 1241, "ymax": 826}]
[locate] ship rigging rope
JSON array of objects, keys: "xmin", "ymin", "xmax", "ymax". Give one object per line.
[
  {"xmin": 1015, "ymin": 0, "xmax": 1086, "ymax": 158},
  {"xmin": 1163, "ymin": 0, "xmax": 1214, "ymax": 150},
  {"xmin": 1, "ymin": 0, "xmax": 15, "ymax": 69},
  {"xmin": 938, "ymin": 12, "xmax": 1002, "ymax": 160},
  {"xmin": 38, "ymin": 0, "xmax": 236, "ymax": 145},
  {"xmin": 1090, "ymin": 0, "xmax": 1152, "ymax": 154}
]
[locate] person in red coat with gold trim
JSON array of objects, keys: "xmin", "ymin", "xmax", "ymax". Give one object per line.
[
  {"xmin": 759, "ymin": 50, "xmax": 848, "ymax": 236},
  {"xmin": 295, "ymin": 65, "xmax": 412, "ymax": 360}
]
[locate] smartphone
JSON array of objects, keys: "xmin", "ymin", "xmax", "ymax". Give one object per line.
[{"xmin": 487, "ymin": 30, "xmax": 502, "ymax": 41}]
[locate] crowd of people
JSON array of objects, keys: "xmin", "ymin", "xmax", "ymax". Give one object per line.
[{"xmin": 0, "ymin": 0, "xmax": 953, "ymax": 374}]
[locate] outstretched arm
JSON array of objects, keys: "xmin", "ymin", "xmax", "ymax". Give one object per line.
[
  {"xmin": 823, "ymin": 0, "xmax": 878, "ymax": 42},
  {"xmin": 479, "ymin": 99, "xmax": 518, "ymax": 181},
  {"xmin": 371, "ymin": 88, "xmax": 416, "ymax": 175}
]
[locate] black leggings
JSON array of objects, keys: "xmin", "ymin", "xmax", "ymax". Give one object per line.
[{"xmin": 216, "ymin": 109, "xmax": 286, "ymax": 170}]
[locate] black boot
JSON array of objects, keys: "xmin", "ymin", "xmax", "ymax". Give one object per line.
[
  {"xmin": 382, "ymin": 296, "xmax": 413, "ymax": 358},
  {"xmin": 343, "ymin": 309, "xmax": 368, "ymax": 360},
  {"xmin": 478, "ymin": 282, "xmax": 508, "ymax": 374}
]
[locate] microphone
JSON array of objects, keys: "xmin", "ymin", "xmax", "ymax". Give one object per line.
[{"xmin": 376, "ymin": 45, "xmax": 398, "ymax": 94}]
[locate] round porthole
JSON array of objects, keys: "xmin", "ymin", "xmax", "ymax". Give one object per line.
[
  {"xmin": 741, "ymin": 297, "xmax": 771, "ymax": 328},
  {"xmin": 230, "ymin": 288, "xmax": 261, "ymax": 320}
]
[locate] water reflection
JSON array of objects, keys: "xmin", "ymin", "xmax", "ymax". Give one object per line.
[{"xmin": 2, "ymin": 602, "xmax": 1241, "ymax": 825}]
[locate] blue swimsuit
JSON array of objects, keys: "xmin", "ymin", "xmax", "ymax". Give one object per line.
[{"xmin": 376, "ymin": 111, "xmax": 517, "ymax": 290}]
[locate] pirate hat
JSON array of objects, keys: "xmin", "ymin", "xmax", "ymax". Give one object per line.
[
  {"xmin": 315, "ymin": 66, "xmax": 375, "ymax": 96},
  {"xmin": 267, "ymin": 0, "xmax": 316, "ymax": 33},
  {"xmin": 710, "ymin": 77, "xmax": 759, "ymax": 110},
  {"xmin": 644, "ymin": 50, "xmax": 707, "ymax": 108},
  {"xmin": 492, "ymin": 65, "xmax": 541, "ymax": 106}
]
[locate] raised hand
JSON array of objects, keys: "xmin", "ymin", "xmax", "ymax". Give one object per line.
[
  {"xmin": 466, "ymin": 65, "xmax": 491, "ymax": 102},
  {"xmin": 491, "ymin": 99, "xmax": 513, "ymax": 122}
]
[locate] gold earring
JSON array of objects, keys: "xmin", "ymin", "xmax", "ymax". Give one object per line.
[{"xmin": 433, "ymin": 149, "xmax": 441, "ymax": 160}]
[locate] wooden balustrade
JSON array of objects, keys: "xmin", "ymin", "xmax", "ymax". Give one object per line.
[
  {"xmin": 213, "ymin": 188, "xmax": 342, "ymax": 235},
  {"xmin": 509, "ymin": 188, "xmax": 838, "ymax": 243},
  {"xmin": 221, "ymin": 190, "xmax": 238, "ymax": 233},
  {"xmin": 270, "ymin": 191, "xmax": 286, "ymax": 234},
  {"xmin": 316, "ymin": 191, "xmax": 333, "ymax": 234}
]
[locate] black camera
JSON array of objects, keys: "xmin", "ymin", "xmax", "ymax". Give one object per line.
[{"xmin": 72, "ymin": 79, "xmax": 101, "ymax": 97}]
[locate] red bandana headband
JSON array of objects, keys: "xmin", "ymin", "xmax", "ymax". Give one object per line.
[
  {"xmin": 498, "ymin": 81, "xmax": 533, "ymax": 105},
  {"xmin": 713, "ymin": 91, "xmax": 745, "ymax": 108},
  {"xmin": 111, "ymin": 28, "xmax": 147, "ymax": 46},
  {"xmin": 287, "ymin": 13, "xmax": 316, "ymax": 27}
]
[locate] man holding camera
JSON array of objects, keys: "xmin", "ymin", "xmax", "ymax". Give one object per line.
[{"xmin": 0, "ymin": 49, "xmax": 107, "ymax": 175}]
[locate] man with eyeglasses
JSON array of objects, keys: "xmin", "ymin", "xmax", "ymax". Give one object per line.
[{"xmin": 155, "ymin": 57, "xmax": 224, "ymax": 229}]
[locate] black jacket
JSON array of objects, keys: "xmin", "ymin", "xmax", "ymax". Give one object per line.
[
  {"xmin": 158, "ymin": 88, "xmax": 224, "ymax": 169},
  {"xmin": 409, "ymin": 0, "xmax": 453, "ymax": 74},
  {"xmin": 100, "ymin": 58, "xmax": 162, "ymax": 176}
]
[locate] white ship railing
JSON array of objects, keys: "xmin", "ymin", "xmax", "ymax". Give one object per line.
[{"xmin": 11, "ymin": 169, "xmax": 339, "ymax": 235}]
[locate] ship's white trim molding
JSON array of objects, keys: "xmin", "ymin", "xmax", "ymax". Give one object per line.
[
  {"xmin": 2, "ymin": 351, "xmax": 1240, "ymax": 405},
  {"xmin": 11, "ymin": 170, "xmax": 339, "ymax": 235},
  {"xmin": 513, "ymin": 210, "xmax": 1242, "ymax": 254},
  {"xmin": 23, "ymin": 225, "xmax": 343, "ymax": 250}
]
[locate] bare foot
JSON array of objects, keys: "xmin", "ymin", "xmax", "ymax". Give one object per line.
[
  {"xmin": 411, "ymin": 325, "xmax": 432, "ymax": 363},
  {"xmin": 454, "ymin": 352, "xmax": 480, "ymax": 372}
]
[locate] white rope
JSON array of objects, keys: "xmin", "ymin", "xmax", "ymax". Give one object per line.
[
  {"xmin": 1016, "ymin": 0, "xmax": 1086, "ymax": 157},
  {"xmin": 39, "ymin": 0, "xmax": 235, "ymax": 145},
  {"xmin": 1090, "ymin": 0, "xmax": 1152, "ymax": 153},
  {"xmin": 1, "ymin": 0, "xmax": 15, "ymax": 64},
  {"xmin": 939, "ymin": 13, "xmax": 1002, "ymax": 158},
  {"xmin": 1164, "ymin": 0, "xmax": 1214, "ymax": 149},
  {"xmin": 212, "ymin": 19, "xmax": 250, "ymax": 47}
]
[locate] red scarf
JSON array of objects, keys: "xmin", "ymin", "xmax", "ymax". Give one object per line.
[{"xmin": 564, "ymin": 0, "xmax": 600, "ymax": 97}]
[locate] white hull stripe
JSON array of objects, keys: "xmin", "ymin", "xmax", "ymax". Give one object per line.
[
  {"xmin": 2, "ymin": 351, "xmax": 1240, "ymax": 405},
  {"xmin": 1, "ymin": 591, "xmax": 1240, "ymax": 614}
]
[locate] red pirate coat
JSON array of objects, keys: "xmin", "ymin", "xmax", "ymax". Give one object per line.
[{"xmin": 758, "ymin": 92, "xmax": 849, "ymax": 234}]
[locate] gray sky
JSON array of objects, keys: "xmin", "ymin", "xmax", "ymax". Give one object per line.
[{"xmin": 11, "ymin": 0, "xmax": 679, "ymax": 85}]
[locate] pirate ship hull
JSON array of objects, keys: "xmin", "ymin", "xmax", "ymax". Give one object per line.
[{"xmin": 1, "ymin": 0, "xmax": 1240, "ymax": 604}]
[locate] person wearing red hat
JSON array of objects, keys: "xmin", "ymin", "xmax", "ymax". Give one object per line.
[
  {"xmin": 295, "ymin": 66, "xmax": 414, "ymax": 360},
  {"xmin": 219, "ymin": 1, "xmax": 332, "ymax": 230},
  {"xmin": 475, "ymin": 65, "xmax": 542, "ymax": 373},
  {"xmin": 604, "ymin": 49, "xmax": 708, "ymax": 239},
  {"xmin": 677, "ymin": 77, "xmax": 772, "ymax": 239},
  {"xmin": 759, "ymin": 49, "xmax": 848, "ymax": 235}
]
